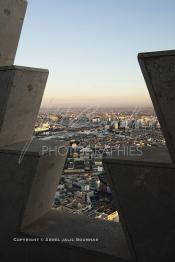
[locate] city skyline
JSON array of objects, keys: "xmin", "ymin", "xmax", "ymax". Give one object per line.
[{"xmin": 15, "ymin": 0, "xmax": 175, "ymax": 107}]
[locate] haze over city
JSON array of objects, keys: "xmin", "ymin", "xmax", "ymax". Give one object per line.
[{"xmin": 15, "ymin": 0, "xmax": 175, "ymax": 108}]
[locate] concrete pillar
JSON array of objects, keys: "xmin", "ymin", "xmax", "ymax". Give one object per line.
[
  {"xmin": 103, "ymin": 149, "xmax": 175, "ymax": 262},
  {"xmin": 21, "ymin": 141, "xmax": 67, "ymax": 228},
  {"xmin": 138, "ymin": 50, "xmax": 175, "ymax": 163},
  {"xmin": 104, "ymin": 48, "xmax": 175, "ymax": 262},
  {"xmin": 0, "ymin": 0, "xmax": 27, "ymax": 66},
  {"xmin": 0, "ymin": 140, "xmax": 67, "ymax": 243},
  {"xmin": 0, "ymin": 66, "xmax": 48, "ymax": 146}
]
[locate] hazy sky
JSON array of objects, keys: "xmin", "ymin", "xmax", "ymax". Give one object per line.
[{"xmin": 15, "ymin": 0, "xmax": 175, "ymax": 108}]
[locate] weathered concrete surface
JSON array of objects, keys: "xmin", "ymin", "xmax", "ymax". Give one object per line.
[
  {"xmin": 0, "ymin": 138, "xmax": 134, "ymax": 262},
  {"xmin": 0, "ymin": 149, "xmax": 38, "ymax": 244},
  {"xmin": 0, "ymin": 0, "xmax": 27, "ymax": 66},
  {"xmin": 6, "ymin": 234, "xmax": 133, "ymax": 262},
  {"xmin": 103, "ymin": 152, "xmax": 175, "ymax": 262},
  {"xmin": 138, "ymin": 50, "xmax": 175, "ymax": 163},
  {"xmin": 111, "ymin": 145, "xmax": 171, "ymax": 164},
  {"xmin": 0, "ymin": 66, "xmax": 48, "ymax": 146},
  {"xmin": 0, "ymin": 140, "xmax": 66, "ymax": 245},
  {"xmin": 22, "ymin": 209, "xmax": 134, "ymax": 262},
  {"xmin": 21, "ymin": 142, "xmax": 67, "ymax": 228},
  {"xmin": 101, "ymin": 51, "xmax": 175, "ymax": 262}
]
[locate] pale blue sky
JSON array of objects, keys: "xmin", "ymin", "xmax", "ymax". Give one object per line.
[{"xmin": 15, "ymin": 0, "xmax": 175, "ymax": 108}]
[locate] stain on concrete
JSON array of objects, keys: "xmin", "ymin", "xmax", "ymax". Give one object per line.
[
  {"xmin": 38, "ymin": 202, "xmax": 44, "ymax": 208},
  {"xmin": 4, "ymin": 9, "xmax": 11, "ymax": 16},
  {"xmin": 49, "ymin": 163, "xmax": 55, "ymax": 169},
  {"xmin": 27, "ymin": 84, "xmax": 33, "ymax": 92}
]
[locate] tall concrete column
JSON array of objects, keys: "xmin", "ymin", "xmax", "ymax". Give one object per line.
[{"xmin": 0, "ymin": 0, "xmax": 27, "ymax": 66}]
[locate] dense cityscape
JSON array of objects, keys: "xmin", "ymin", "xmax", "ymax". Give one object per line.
[{"xmin": 34, "ymin": 107, "xmax": 165, "ymax": 223}]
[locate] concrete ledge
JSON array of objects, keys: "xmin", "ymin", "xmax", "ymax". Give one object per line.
[
  {"xmin": 6, "ymin": 238, "xmax": 132, "ymax": 262},
  {"xmin": 21, "ymin": 209, "xmax": 134, "ymax": 262},
  {"xmin": 138, "ymin": 49, "xmax": 175, "ymax": 58},
  {"xmin": 138, "ymin": 50, "xmax": 175, "ymax": 162},
  {"xmin": 0, "ymin": 66, "xmax": 48, "ymax": 146},
  {"xmin": 103, "ymin": 156, "xmax": 175, "ymax": 262},
  {"xmin": 0, "ymin": 0, "xmax": 27, "ymax": 66},
  {"xmin": 107, "ymin": 146, "xmax": 172, "ymax": 166},
  {"xmin": 0, "ymin": 65, "xmax": 49, "ymax": 72},
  {"xmin": 0, "ymin": 140, "xmax": 66, "ymax": 242}
]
